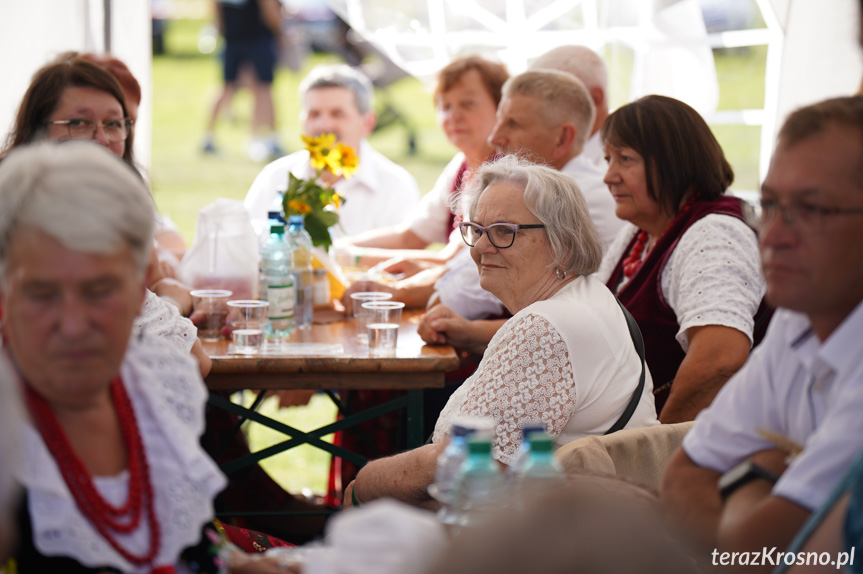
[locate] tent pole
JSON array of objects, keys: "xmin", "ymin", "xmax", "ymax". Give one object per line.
[{"xmin": 103, "ymin": 0, "xmax": 112, "ymax": 52}]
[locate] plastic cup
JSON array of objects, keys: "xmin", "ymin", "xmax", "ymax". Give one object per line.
[
  {"xmin": 190, "ymin": 289, "xmax": 233, "ymax": 341},
  {"xmin": 227, "ymin": 300, "xmax": 269, "ymax": 353},
  {"xmin": 362, "ymin": 301, "xmax": 405, "ymax": 357},
  {"xmin": 350, "ymin": 291, "xmax": 393, "ymax": 345}
]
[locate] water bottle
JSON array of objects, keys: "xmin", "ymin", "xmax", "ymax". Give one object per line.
[
  {"xmin": 432, "ymin": 423, "xmax": 475, "ymax": 525},
  {"xmin": 287, "ymin": 215, "xmax": 313, "ymax": 329},
  {"xmin": 260, "ymin": 223, "xmax": 294, "ymax": 342},
  {"xmin": 514, "ymin": 432, "xmax": 566, "ymax": 504},
  {"xmin": 453, "ymin": 435, "xmax": 505, "ymax": 527},
  {"xmin": 507, "ymin": 422, "xmax": 548, "ymax": 481}
]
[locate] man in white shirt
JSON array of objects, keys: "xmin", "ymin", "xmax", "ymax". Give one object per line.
[
  {"xmin": 488, "ymin": 68, "xmax": 622, "ymax": 251},
  {"xmin": 662, "ymin": 96, "xmax": 863, "ymax": 566},
  {"xmin": 243, "ymin": 64, "xmax": 420, "ymax": 239},
  {"xmin": 530, "ymin": 45, "xmax": 609, "ymax": 173}
]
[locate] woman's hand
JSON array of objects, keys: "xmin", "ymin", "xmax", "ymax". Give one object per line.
[
  {"xmin": 151, "ymin": 277, "xmax": 194, "ymax": 317},
  {"xmin": 418, "ymin": 306, "xmax": 503, "ymax": 355},
  {"xmin": 373, "ymin": 257, "xmax": 436, "ymax": 279}
]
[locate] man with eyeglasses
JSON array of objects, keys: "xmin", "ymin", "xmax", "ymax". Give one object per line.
[{"xmin": 662, "ymin": 96, "xmax": 863, "ymax": 566}]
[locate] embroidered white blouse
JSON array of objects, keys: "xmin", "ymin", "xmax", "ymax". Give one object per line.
[{"xmin": 15, "ymin": 337, "xmax": 226, "ymax": 572}]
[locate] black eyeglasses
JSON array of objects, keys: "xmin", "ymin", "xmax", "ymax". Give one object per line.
[
  {"xmin": 759, "ymin": 198, "xmax": 863, "ymax": 231},
  {"xmin": 458, "ymin": 221, "xmax": 546, "ymax": 249},
  {"xmin": 45, "ymin": 117, "xmax": 133, "ymax": 143}
]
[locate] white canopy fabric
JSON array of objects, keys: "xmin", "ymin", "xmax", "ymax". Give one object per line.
[
  {"xmin": 331, "ymin": 0, "xmax": 862, "ymax": 179},
  {"xmin": 0, "ymin": 0, "xmax": 860, "ymax": 179}
]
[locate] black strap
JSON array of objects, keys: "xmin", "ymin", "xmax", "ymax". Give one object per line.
[{"xmin": 604, "ymin": 298, "xmax": 647, "ymax": 435}]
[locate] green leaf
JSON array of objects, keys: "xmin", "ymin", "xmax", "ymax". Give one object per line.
[
  {"xmin": 304, "ymin": 215, "xmax": 333, "ymax": 248},
  {"xmin": 318, "ymin": 210, "xmax": 339, "ymax": 227}
]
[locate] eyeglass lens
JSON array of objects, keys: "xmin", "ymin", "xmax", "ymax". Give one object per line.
[{"xmin": 66, "ymin": 119, "xmax": 128, "ymax": 142}]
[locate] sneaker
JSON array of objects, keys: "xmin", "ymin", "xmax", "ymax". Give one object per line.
[
  {"xmin": 202, "ymin": 139, "xmax": 217, "ymax": 154},
  {"xmin": 246, "ymin": 138, "xmax": 271, "ymax": 162}
]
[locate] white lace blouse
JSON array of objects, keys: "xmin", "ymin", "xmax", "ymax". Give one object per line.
[
  {"xmin": 135, "ymin": 289, "xmax": 197, "ymax": 352},
  {"xmin": 15, "ymin": 337, "xmax": 227, "ymax": 572},
  {"xmin": 432, "ymin": 276, "xmax": 659, "ymax": 465},
  {"xmin": 595, "ymin": 214, "xmax": 765, "ymax": 351}
]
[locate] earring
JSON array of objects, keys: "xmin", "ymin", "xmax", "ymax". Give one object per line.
[{"xmin": 555, "ymin": 267, "xmax": 567, "ymax": 280}]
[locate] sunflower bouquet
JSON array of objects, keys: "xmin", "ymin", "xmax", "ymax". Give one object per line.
[{"xmin": 282, "ymin": 133, "xmax": 358, "ymax": 249}]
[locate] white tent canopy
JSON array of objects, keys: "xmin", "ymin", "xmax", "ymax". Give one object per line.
[{"xmin": 0, "ymin": 0, "xmax": 860, "ymax": 180}]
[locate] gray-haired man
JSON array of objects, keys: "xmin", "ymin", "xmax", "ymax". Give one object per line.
[{"xmin": 244, "ymin": 64, "xmax": 420, "ymax": 239}]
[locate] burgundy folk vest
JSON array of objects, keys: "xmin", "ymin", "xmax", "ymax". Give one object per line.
[{"xmin": 605, "ymin": 195, "xmax": 750, "ymax": 414}]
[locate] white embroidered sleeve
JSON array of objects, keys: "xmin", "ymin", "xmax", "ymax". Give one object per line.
[
  {"xmin": 662, "ymin": 214, "xmax": 765, "ymax": 350},
  {"xmin": 135, "ymin": 289, "xmax": 197, "ymax": 353},
  {"xmin": 456, "ymin": 313, "xmax": 576, "ymax": 465}
]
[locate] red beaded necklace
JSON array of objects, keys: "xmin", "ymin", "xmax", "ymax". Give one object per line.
[
  {"xmin": 621, "ymin": 194, "xmax": 699, "ymax": 279},
  {"xmin": 24, "ymin": 377, "xmax": 161, "ymax": 566}
]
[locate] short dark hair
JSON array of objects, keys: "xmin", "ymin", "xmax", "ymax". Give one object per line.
[
  {"xmin": 601, "ymin": 95, "xmax": 733, "ymax": 214},
  {"xmin": 434, "ymin": 56, "xmax": 510, "ymax": 106},
  {"xmin": 1, "ymin": 56, "xmax": 133, "ymax": 163},
  {"xmin": 779, "ymin": 96, "xmax": 863, "ymax": 184},
  {"xmin": 779, "ymin": 96, "xmax": 863, "ymax": 148}
]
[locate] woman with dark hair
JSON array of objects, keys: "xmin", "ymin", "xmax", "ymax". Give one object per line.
[
  {"xmin": 0, "ymin": 54, "xmax": 208, "ymax": 377},
  {"xmin": 597, "ymin": 95, "xmax": 766, "ymax": 424},
  {"xmin": 1, "ymin": 57, "xmax": 134, "ymax": 163}
]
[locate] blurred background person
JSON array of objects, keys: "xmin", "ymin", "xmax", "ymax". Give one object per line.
[
  {"xmin": 244, "ymin": 63, "xmax": 420, "ymax": 239},
  {"xmin": 203, "ymin": 0, "xmax": 285, "ymax": 161},
  {"xmin": 343, "ymin": 56, "xmax": 508, "ymax": 262},
  {"xmin": 0, "ymin": 54, "xmax": 209, "ymax": 376},
  {"xmin": 69, "ymin": 50, "xmax": 189, "ymax": 269},
  {"xmin": 423, "ymin": 477, "xmax": 699, "ymax": 574}
]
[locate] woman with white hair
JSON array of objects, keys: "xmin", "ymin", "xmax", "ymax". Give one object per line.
[
  {"xmin": 346, "ymin": 156, "xmax": 659, "ymax": 507},
  {"xmin": 0, "ymin": 142, "xmax": 284, "ymax": 573}
]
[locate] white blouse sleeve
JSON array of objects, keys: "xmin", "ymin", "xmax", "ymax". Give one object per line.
[
  {"xmin": 135, "ymin": 289, "xmax": 197, "ymax": 352},
  {"xmin": 454, "ymin": 313, "xmax": 576, "ymax": 465},
  {"xmin": 662, "ymin": 214, "xmax": 765, "ymax": 351}
]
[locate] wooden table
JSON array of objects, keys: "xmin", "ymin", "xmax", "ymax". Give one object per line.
[{"xmin": 203, "ymin": 308, "xmax": 460, "ymax": 474}]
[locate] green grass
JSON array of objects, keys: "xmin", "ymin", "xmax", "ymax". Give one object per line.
[
  {"xmin": 152, "ymin": 19, "xmax": 451, "ymax": 244},
  {"xmin": 240, "ymin": 392, "xmax": 338, "ymax": 495}
]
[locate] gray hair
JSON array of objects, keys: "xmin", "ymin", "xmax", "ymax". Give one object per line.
[
  {"xmin": 299, "ymin": 64, "xmax": 374, "ymax": 115},
  {"xmin": 0, "ymin": 141, "xmax": 155, "ymax": 285},
  {"xmin": 455, "ymin": 155, "xmax": 603, "ymax": 276},
  {"xmin": 503, "ymin": 70, "xmax": 596, "ymax": 156},
  {"xmin": 530, "ymin": 45, "xmax": 608, "ymax": 98}
]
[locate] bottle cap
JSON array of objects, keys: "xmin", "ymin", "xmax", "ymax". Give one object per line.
[
  {"xmin": 528, "ymin": 433, "xmax": 554, "ymax": 452},
  {"xmin": 268, "ymin": 210, "xmax": 286, "ymax": 223},
  {"xmin": 519, "ymin": 421, "xmax": 547, "ymax": 440},
  {"xmin": 270, "ymin": 223, "xmax": 285, "ymax": 234},
  {"xmin": 467, "ymin": 436, "xmax": 493, "ymax": 454}
]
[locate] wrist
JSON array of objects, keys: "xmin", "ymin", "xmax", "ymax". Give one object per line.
[{"xmin": 718, "ymin": 460, "xmax": 780, "ymax": 501}]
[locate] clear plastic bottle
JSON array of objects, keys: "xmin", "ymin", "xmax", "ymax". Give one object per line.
[
  {"xmin": 515, "ymin": 432, "xmax": 566, "ymax": 503},
  {"xmin": 260, "ymin": 223, "xmax": 294, "ymax": 343},
  {"xmin": 507, "ymin": 422, "xmax": 548, "ymax": 481},
  {"xmin": 432, "ymin": 423, "xmax": 475, "ymax": 525},
  {"xmin": 287, "ymin": 215, "xmax": 313, "ymax": 329},
  {"xmin": 453, "ymin": 435, "xmax": 505, "ymax": 527}
]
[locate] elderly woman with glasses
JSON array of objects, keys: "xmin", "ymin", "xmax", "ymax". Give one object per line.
[
  {"xmin": 345, "ymin": 155, "xmax": 658, "ymax": 508},
  {"xmin": 596, "ymin": 95, "xmax": 767, "ymax": 424},
  {"xmin": 0, "ymin": 54, "xmax": 208, "ymax": 375}
]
